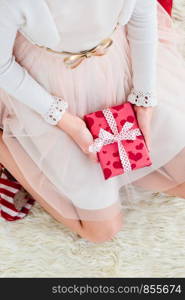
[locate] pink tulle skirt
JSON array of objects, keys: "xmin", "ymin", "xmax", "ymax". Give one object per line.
[{"xmin": 0, "ymin": 4, "xmax": 185, "ymax": 221}]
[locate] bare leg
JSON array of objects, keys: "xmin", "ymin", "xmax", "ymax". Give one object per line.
[
  {"xmin": 163, "ymin": 182, "xmax": 185, "ymax": 199},
  {"xmin": 0, "ymin": 131, "xmax": 123, "ymax": 243},
  {"xmin": 0, "ymin": 132, "xmax": 85, "ymax": 236},
  {"xmin": 133, "ymin": 162, "xmax": 185, "ymax": 199}
]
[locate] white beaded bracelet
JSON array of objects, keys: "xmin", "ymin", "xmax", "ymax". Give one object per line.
[
  {"xmin": 43, "ymin": 96, "xmax": 68, "ymax": 125},
  {"xmin": 127, "ymin": 89, "xmax": 157, "ymax": 107}
]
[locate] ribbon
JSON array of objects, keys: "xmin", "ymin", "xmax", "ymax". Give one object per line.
[
  {"xmin": 63, "ymin": 38, "xmax": 113, "ymax": 69},
  {"xmin": 89, "ymin": 108, "xmax": 142, "ymax": 173}
]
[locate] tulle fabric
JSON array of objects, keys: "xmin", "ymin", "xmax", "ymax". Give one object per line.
[{"xmin": 0, "ymin": 4, "xmax": 185, "ymax": 221}]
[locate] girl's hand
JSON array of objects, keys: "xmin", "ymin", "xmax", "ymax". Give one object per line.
[
  {"xmin": 133, "ymin": 105, "xmax": 153, "ymax": 152},
  {"xmin": 57, "ymin": 112, "xmax": 98, "ymax": 163}
]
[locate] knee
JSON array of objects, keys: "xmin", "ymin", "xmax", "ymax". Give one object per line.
[
  {"xmin": 82, "ymin": 214, "xmax": 123, "ymax": 243},
  {"xmin": 89, "ymin": 220, "xmax": 123, "ymax": 243}
]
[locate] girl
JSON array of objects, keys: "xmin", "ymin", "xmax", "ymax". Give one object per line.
[{"xmin": 0, "ymin": 0, "xmax": 185, "ymax": 243}]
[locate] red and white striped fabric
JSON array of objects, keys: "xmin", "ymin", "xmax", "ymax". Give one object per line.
[
  {"xmin": 0, "ymin": 165, "xmax": 35, "ymax": 221},
  {"xmin": 158, "ymin": 0, "xmax": 173, "ymax": 15}
]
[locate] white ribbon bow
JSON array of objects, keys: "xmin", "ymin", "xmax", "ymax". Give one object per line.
[{"xmin": 89, "ymin": 108, "xmax": 142, "ymax": 173}]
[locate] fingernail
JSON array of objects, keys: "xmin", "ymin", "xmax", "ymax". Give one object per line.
[{"xmin": 88, "ymin": 144, "xmax": 94, "ymax": 153}]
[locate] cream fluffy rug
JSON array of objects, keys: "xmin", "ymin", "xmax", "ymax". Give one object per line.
[{"xmin": 0, "ymin": 0, "xmax": 185, "ymax": 278}]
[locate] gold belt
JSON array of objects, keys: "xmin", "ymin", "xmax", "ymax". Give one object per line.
[{"xmin": 36, "ymin": 23, "xmax": 119, "ymax": 69}]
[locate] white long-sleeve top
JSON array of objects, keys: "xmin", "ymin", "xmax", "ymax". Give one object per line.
[{"xmin": 0, "ymin": 0, "xmax": 158, "ymax": 124}]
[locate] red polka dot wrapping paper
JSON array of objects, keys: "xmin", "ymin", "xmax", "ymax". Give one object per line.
[{"xmin": 84, "ymin": 102, "xmax": 152, "ymax": 180}]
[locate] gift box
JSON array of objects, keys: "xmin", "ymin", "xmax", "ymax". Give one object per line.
[{"xmin": 84, "ymin": 102, "xmax": 152, "ymax": 180}]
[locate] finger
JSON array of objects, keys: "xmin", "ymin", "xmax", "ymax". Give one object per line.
[
  {"xmin": 135, "ymin": 109, "xmax": 152, "ymax": 152},
  {"xmin": 83, "ymin": 145, "xmax": 99, "ymax": 163},
  {"xmin": 140, "ymin": 124, "xmax": 151, "ymax": 152},
  {"xmin": 88, "ymin": 152, "xmax": 99, "ymax": 163},
  {"xmin": 87, "ymin": 144, "xmax": 98, "ymax": 162}
]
